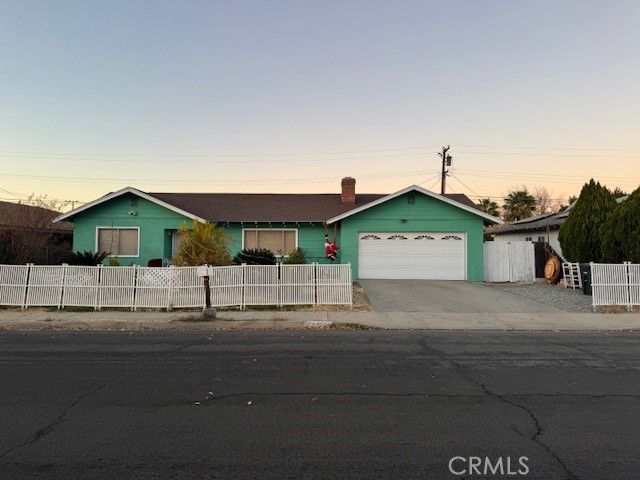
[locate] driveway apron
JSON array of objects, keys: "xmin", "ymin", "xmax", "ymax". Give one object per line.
[{"xmin": 359, "ymin": 280, "xmax": 561, "ymax": 313}]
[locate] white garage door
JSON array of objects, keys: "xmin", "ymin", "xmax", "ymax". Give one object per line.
[{"xmin": 358, "ymin": 232, "xmax": 466, "ymax": 280}]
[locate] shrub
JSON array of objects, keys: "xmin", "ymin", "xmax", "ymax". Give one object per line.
[
  {"xmin": 282, "ymin": 247, "xmax": 307, "ymax": 264},
  {"xmin": 63, "ymin": 250, "xmax": 110, "ymax": 266},
  {"xmin": 558, "ymin": 179, "xmax": 617, "ymax": 263},
  {"xmin": 172, "ymin": 221, "xmax": 232, "ymax": 266},
  {"xmin": 600, "ymin": 187, "xmax": 640, "ymax": 263},
  {"xmin": 232, "ymin": 248, "xmax": 276, "ymax": 265},
  {"xmin": 0, "ymin": 230, "xmax": 15, "ymax": 264}
]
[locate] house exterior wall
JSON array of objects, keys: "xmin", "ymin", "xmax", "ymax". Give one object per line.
[
  {"xmin": 71, "ymin": 195, "xmax": 191, "ymax": 266},
  {"xmin": 337, "ymin": 192, "xmax": 486, "ymax": 281},
  {"xmin": 224, "ymin": 223, "xmax": 333, "ymax": 264},
  {"xmin": 70, "ymin": 195, "xmax": 335, "ymax": 266},
  {"xmin": 492, "ymin": 230, "xmax": 564, "ymax": 260},
  {"xmin": 68, "ymin": 190, "xmax": 487, "ymax": 277}
]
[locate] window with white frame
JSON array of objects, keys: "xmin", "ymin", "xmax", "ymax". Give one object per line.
[
  {"xmin": 97, "ymin": 228, "xmax": 139, "ymax": 256},
  {"xmin": 243, "ymin": 229, "xmax": 296, "ymax": 256}
]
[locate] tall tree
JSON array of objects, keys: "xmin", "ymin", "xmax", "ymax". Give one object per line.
[
  {"xmin": 502, "ymin": 189, "xmax": 537, "ymax": 221},
  {"xmin": 558, "ymin": 179, "xmax": 617, "ymax": 263},
  {"xmin": 477, "ymin": 198, "xmax": 500, "ymax": 217},
  {"xmin": 600, "ymin": 187, "xmax": 640, "ymax": 263},
  {"xmin": 0, "ymin": 195, "xmax": 71, "ymax": 264},
  {"xmin": 533, "ymin": 186, "xmax": 562, "ymax": 215}
]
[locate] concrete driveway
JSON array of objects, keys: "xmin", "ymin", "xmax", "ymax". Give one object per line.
[{"xmin": 359, "ymin": 280, "xmax": 561, "ymax": 313}]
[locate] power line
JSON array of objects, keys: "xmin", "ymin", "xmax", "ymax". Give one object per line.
[
  {"xmin": 449, "ymin": 173, "xmax": 483, "ymax": 198},
  {"xmin": 418, "ymin": 173, "xmax": 441, "ymax": 188},
  {"xmin": 0, "ymin": 145, "xmax": 442, "ymax": 158},
  {"xmin": 452, "ymin": 144, "xmax": 640, "ymax": 152},
  {"xmin": 454, "ymin": 150, "xmax": 640, "ymax": 158},
  {"xmin": 0, "ymin": 151, "xmax": 434, "ymax": 165},
  {"xmin": 3, "ymin": 143, "xmax": 640, "ymax": 157},
  {"xmin": 0, "ymin": 169, "xmax": 442, "ymax": 186}
]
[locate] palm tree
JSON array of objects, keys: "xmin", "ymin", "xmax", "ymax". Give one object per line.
[
  {"xmin": 502, "ymin": 190, "xmax": 537, "ymax": 221},
  {"xmin": 477, "ymin": 198, "xmax": 500, "ymax": 217}
]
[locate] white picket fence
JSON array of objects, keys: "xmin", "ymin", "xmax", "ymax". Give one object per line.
[
  {"xmin": 0, "ymin": 263, "xmax": 352, "ymax": 310},
  {"xmin": 590, "ymin": 262, "xmax": 640, "ymax": 311},
  {"xmin": 484, "ymin": 241, "xmax": 535, "ymax": 283}
]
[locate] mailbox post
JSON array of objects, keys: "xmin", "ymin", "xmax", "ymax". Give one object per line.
[{"xmin": 197, "ymin": 265, "xmax": 214, "ymax": 312}]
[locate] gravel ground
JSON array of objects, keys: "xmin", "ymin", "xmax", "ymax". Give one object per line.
[{"xmin": 491, "ymin": 282, "xmax": 594, "ymax": 312}]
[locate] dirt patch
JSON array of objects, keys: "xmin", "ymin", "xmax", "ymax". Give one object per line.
[{"xmin": 295, "ymin": 282, "xmax": 374, "ymax": 312}]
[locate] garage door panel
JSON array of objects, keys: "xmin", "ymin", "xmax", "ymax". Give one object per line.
[{"xmin": 358, "ymin": 232, "xmax": 466, "ymax": 280}]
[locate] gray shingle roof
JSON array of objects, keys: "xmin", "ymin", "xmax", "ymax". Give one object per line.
[
  {"xmin": 147, "ymin": 192, "xmax": 479, "ymax": 223},
  {"xmin": 485, "ymin": 210, "xmax": 569, "ymax": 234},
  {"xmin": 148, "ymin": 193, "xmax": 385, "ymax": 223}
]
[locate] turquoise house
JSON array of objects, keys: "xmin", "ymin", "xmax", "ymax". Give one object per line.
[{"xmin": 54, "ymin": 178, "xmax": 501, "ymax": 281}]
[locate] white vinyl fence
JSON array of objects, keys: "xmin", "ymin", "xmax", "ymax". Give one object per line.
[
  {"xmin": 484, "ymin": 241, "xmax": 535, "ymax": 283},
  {"xmin": 590, "ymin": 262, "xmax": 640, "ymax": 311},
  {"xmin": 0, "ymin": 263, "xmax": 352, "ymax": 310}
]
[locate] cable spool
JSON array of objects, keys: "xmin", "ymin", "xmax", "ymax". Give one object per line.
[{"xmin": 544, "ymin": 255, "xmax": 561, "ymax": 284}]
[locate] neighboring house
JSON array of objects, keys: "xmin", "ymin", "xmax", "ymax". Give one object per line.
[
  {"xmin": 485, "ymin": 195, "xmax": 629, "ymax": 261},
  {"xmin": 0, "ymin": 201, "xmax": 73, "ymax": 264},
  {"xmin": 484, "ymin": 210, "xmax": 569, "ymax": 260},
  {"xmin": 54, "ymin": 177, "xmax": 501, "ymax": 281}
]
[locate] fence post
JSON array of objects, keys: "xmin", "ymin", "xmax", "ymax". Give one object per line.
[
  {"xmin": 277, "ymin": 263, "xmax": 282, "ymax": 308},
  {"xmin": 313, "ymin": 262, "xmax": 317, "ymax": 305},
  {"xmin": 133, "ymin": 264, "xmax": 139, "ymax": 311},
  {"xmin": 59, "ymin": 263, "xmax": 68, "ymax": 310},
  {"xmin": 167, "ymin": 265, "xmax": 174, "ymax": 312},
  {"xmin": 625, "ymin": 261, "xmax": 632, "ymax": 312},
  {"xmin": 241, "ymin": 263, "xmax": 246, "ymax": 311},
  {"xmin": 22, "ymin": 263, "xmax": 32, "ymax": 309},
  {"xmin": 590, "ymin": 262, "xmax": 595, "ymax": 312},
  {"xmin": 96, "ymin": 264, "xmax": 102, "ymax": 311},
  {"xmin": 348, "ymin": 262, "xmax": 353, "ymax": 305},
  {"xmin": 203, "ymin": 267, "xmax": 211, "ymax": 310}
]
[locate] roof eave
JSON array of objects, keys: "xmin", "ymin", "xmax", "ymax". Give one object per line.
[
  {"xmin": 324, "ymin": 185, "xmax": 503, "ymax": 225},
  {"xmin": 53, "ymin": 187, "xmax": 207, "ymax": 224}
]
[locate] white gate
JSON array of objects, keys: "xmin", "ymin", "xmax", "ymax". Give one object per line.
[{"xmin": 484, "ymin": 242, "xmax": 535, "ymax": 283}]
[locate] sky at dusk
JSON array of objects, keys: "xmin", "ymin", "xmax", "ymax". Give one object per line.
[{"xmin": 1, "ymin": 0, "xmax": 639, "ymax": 210}]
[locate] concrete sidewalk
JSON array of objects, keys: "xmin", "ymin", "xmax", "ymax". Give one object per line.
[{"xmin": 0, "ymin": 308, "xmax": 639, "ymax": 331}]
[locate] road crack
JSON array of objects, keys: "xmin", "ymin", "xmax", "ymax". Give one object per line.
[
  {"xmin": 418, "ymin": 336, "xmax": 582, "ymax": 480},
  {"xmin": 0, "ymin": 369, "xmax": 129, "ymax": 459},
  {"xmin": 1, "ymin": 334, "xmax": 214, "ymax": 459}
]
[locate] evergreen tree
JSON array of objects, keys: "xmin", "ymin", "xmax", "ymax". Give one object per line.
[
  {"xmin": 558, "ymin": 179, "xmax": 617, "ymax": 262},
  {"xmin": 600, "ymin": 187, "xmax": 640, "ymax": 263}
]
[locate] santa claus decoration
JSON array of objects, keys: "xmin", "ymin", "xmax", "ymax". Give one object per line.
[{"xmin": 324, "ymin": 234, "xmax": 339, "ymax": 261}]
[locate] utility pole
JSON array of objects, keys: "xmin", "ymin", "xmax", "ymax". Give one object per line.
[{"xmin": 438, "ymin": 146, "xmax": 453, "ymax": 194}]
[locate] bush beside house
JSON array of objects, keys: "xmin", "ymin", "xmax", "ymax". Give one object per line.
[
  {"xmin": 558, "ymin": 179, "xmax": 618, "ymax": 263},
  {"xmin": 172, "ymin": 221, "xmax": 232, "ymax": 266},
  {"xmin": 559, "ymin": 180, "xmax": 639, "ymax": 264},
  {"xmin": 600, "ymin": 188, "xmax": 640, "ymax": 263}
]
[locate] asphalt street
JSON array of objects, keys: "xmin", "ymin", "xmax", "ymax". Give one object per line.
[{"xmin": 1, "ymin": 331, "xmax": 639, "ymax": 479}]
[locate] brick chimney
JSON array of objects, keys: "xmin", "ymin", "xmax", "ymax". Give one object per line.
[{"xmin": 341, "ymin": 177, "xmax": 356, "ymax": 205}]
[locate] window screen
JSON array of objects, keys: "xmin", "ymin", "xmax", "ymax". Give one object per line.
[
  {"xmin": 97, "ymin": 228, "xmax": 139, "ymax": 256},
  {"xmin": 243, "ymin": 230, "xmax": 296, "ymax": 255}
]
